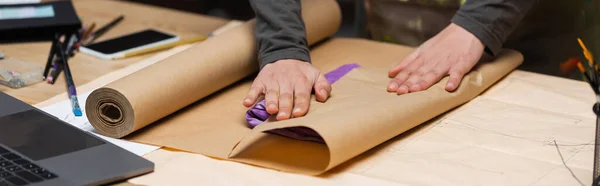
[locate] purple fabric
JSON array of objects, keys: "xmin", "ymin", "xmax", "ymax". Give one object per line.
[{"xmin": 245, "ymin": 63, "xmax": 361, "ymax": 143}]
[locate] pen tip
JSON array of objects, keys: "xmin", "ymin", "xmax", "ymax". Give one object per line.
[{"xmin": 74, "ymin": 109, "xmax": 83, "ymax": 117}]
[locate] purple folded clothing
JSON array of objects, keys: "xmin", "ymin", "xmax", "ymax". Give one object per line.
[{"xmin": 245, "ymin": 63, "xmax": 361, "ymax": 143}]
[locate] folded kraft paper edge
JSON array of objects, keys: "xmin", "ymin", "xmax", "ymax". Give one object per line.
[
  {"xmin": 245, "ymin": 63, "xmax": 362, "ymax": 143},
  {"xmin": 227, "ymin": 49, "xmax": 524, "ymax": 175},
  {"xmin": 85, "ymin": 0, "xmax": 342, "ymax": 138}
]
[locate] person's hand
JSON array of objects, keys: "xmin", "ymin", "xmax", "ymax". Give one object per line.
[
  {"xmin": 387, "ymin": 23, "xmax": 485, "ymax": 94},
  {"xmin": 243, "ymin": 59, "xmax": 332, "ymax": 120}
]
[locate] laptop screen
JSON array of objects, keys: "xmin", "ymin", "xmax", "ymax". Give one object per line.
[{"xmin": 0, "ymin": 109, "xmax": 104, "ymax": 161}]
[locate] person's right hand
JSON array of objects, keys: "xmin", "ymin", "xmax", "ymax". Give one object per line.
[{"xmin": 243, "ymin": 59, "xmax": 332, "ymax": 121}]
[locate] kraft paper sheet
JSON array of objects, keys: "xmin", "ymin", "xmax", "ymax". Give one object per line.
[
  {"xmin": 128, "ymin": 71, "xmax": 597, "ymax": 186},
  {"xmin": 85, "ymin": 0, "xmax": 523, "ymax": 175}
]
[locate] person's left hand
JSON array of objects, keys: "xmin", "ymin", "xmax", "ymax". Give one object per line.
[{"xmin": 387, "ymin": 23, "xmax": 485, "ymax": 94}]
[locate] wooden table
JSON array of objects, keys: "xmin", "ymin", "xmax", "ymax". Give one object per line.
[
  {"xmin": 0, "ymin": 0, "xmax": 228, "ymax": 104},
  {"xmin": 3, "ymin": 1, "xmax": 597, "ymax": 186},
  {"xmin": 118, "ymin": 69, "xmax": 596, "ymax": 186}
]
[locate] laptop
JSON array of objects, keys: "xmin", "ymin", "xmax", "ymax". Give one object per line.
[{"xmin": 0, "ymin": 92, "xmax": 154, "ymax": 186}]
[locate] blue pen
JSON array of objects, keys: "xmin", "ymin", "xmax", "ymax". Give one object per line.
[
  {"xmin": 56, "ymin": 33, "xmax": 83, "ymax": 117},
  {"xmin": 68, "ymin": 84, "xmax": 83, "ymax": 116}
]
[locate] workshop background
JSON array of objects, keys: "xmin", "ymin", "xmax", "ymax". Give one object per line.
[{"xmin": 127, "ymin": 0, "xmax": 596, "ymax": 81}]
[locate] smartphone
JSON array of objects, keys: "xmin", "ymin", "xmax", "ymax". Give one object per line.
[{"xmin": 80, "ymin": 29, "xmax": 179, "ymax": 60}]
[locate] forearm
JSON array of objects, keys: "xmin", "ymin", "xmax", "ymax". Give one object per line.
[
  {"xmin": 250, "ymin": 0, "xmax": 310, "ymax": 69},
  {"xmin": 451, "ymin": 0, "xmax": 536, "ymax": 56}
]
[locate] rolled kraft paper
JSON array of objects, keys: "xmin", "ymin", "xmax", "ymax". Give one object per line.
[{"xmin": 86, "ymin": 0, "xmax": 342, "ymax": 138}]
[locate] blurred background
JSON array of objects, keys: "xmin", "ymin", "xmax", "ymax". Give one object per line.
[
  {"xmin": 125, "ymin": 0, "xmax": 365, "ymax": 37},
  {"xmin": 127, "ymin": 0, "xmax": 597, "ymax": 80}
]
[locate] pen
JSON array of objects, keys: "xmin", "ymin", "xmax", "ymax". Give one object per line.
[
  {"xmin": 50, "ymin": 34, "xmax": 78, "ymax": 84},
  {"xmin": 57, "ymin": 33, "xmax": 83, "ymax": 116},
  {"xmin": 47, "ymin": 60, "xmax": 63, "ymax": 84},
  {"xmin": 70, "ymin": 23, "xmax": 96, "ymax": 56},
  {"xmin": 65, "ymin": 34, "xmax": 78, "ymax": 56},
  {"xmin": 113, "ymin": 35, "xmax": 207, "ymax": 59},
  {"xmin": 85, "ymin": 15, "xmax": 124, "ymax": 45},
  {"xmin": 43, "ymin": 33, "xmax": 61, "ymax": 80}
]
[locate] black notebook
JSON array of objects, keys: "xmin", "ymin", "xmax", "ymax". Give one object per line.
[{"xmin": 0, "ymin": 1, "xmax": 81, "ymax": 43}]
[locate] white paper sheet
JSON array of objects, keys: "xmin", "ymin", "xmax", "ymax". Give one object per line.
[
  {"xmin": 40, "ymin": 92, "xmax": 160, "ymax": 156},
  {"xmin": 33, "ymin": 21, "xmax": 244, "ymax": 157}
]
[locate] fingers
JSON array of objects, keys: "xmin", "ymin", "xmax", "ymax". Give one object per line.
[
  {"xmin": 388, "ymin": 61, "xmax": 410, "ymax": 78},
  {"xmin": 400, "ymin": 67, "xmax": 430, "ymax": 94},
  {"xmin": 264, "ymin": 87, "xmax": 280, "ymax": 115},
  {"xmin": 292, "ymin": 81, "xmax": 312, "ymax": 118},
  {"xmin": 418, "ymin": 69, "xmax": 446, "ymax": 91},
  {"xmin": 389, "ymin": 51, "xmax": 419, "ymax": 78},
  {"xmin": 249, "ymin": 59, "xmax": 336, "ymax": 121},
  {"xmin": 411, "ymin": 61, "xmax": 448, "ymax": 92},
  {"xmin": 387, "ymin": 72, "xmax": 409, "ymax": 92},
  {"xmin": 403, "ymin": 73, "xmax": 423, "ymax": 94},
  {"xmin": 314, "ymin": 74, "xmax": 332, "ymax": 102},
  {"xmin": 276, "ymin": 82, "xmax": 294, "ymax": 120},
  {"xmin": 446, "ymin": 68, "xmax": 466, "ymax": 92},
  {"xmin": 390, "ymin": 57, "xmax": 454, "ymax": 94},
  {"xmin": 388, "ymin": 59, "xmax": 422, "ymax": 93},
  {"xmin": 396, "ymin": 84, "xmax": 410, "ymax": 94},
  {"xmin": 243, "ymin": 85, "xmax": 264, "ymax": 107}
]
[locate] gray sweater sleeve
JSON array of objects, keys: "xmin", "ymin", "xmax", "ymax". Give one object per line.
[
  {"xmin": 249, "ymin": 0, "xmax": 311, "ymax": 70},
  {"xmin": 451, "ymin": 0, "xmax": 536, "ymax": 56}
]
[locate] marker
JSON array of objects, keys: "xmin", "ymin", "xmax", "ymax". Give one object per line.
[
  {"xmin": 56, "ymin": 34, "xmax": 82, "ymax": 117},
  {"xmin": 0, "ymin": 52, "xmax": 4, "ymax": 59},
  {"xmin": 63, "ymin": 52, "xmax": 82, "ymax": 116},
  {"xmin": 47, "ymin": 60, "xmax": 63, "ymax": 84},
  {"xmin": 68, "ymin": 86, "xmax": 83, "ymax": 116}
]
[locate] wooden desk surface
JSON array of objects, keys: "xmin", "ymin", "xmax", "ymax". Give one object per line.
[
  {"xmin": 6, "ymin": 1, "xmax": 594, "ymax": 186},
  {"xmin": 0, "ymin": 0, "xmax": 228, "ymax": 104}
]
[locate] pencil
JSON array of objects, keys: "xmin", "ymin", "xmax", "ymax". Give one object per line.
[
  {"xmin": 560, "ymin": 57, "xmax": 580, "ymax": 75},
  {"xmin": 578, "ymin": 61, "xmax": 586, "ymax": 73},
  {"xmin": 113, "ymin": 35, "xmax": 208, "ymax": 60},
  {"xmin": 85, "ymin": 15, "xmax": 124, "ymax": 45},
  {"xmin": 81, "ymin": 23, "xmax": 96, "ymax": 41},
  {"xmin": 578, "ymin": 38, "xmax": 594, "ymax": 65}
]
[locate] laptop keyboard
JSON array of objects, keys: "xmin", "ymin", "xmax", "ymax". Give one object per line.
[{"xmin": 0, "ymin": 146, "xmax": 57, "ymax": 186}]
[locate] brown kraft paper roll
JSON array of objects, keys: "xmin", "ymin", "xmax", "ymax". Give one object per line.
[{"xmin": 86, "ymin": 0, "xmax": 342, "ymax": 138}]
